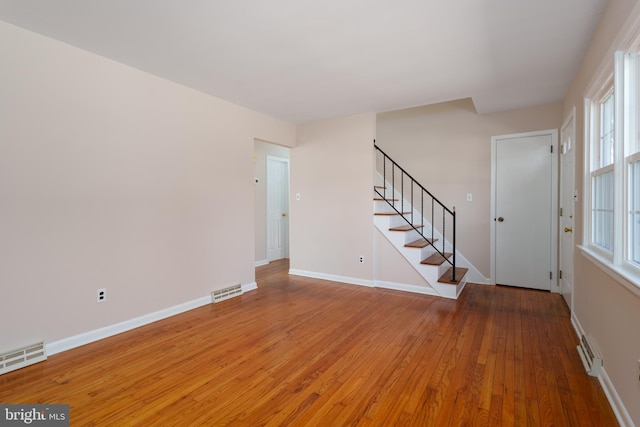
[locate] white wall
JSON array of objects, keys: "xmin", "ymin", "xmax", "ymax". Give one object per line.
[
  {"xmin": 562, "ymin": 0, "xmax": 640, "ymax": 425},
  {"xmin": 0, "ymin": 20, "xmax": 295, "ymax": 352},
  {"xmin": 290, "ymin": 113, "xmax": 376, "ymax": 284}
]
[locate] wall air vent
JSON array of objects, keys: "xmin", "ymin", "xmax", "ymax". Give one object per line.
[
  {"xmin": 0, "ymin": 342, "xmax": 47, "ymax": 375},
  {"xmin": 577, "ymin": 334, "xmax": 603, "ymax": 377},
  {"xmin": 211, "ymin": 284, "xmax": 243, "ymax": 303}
]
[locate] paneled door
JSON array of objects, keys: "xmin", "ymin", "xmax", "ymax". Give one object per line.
[
  {"xmin": 267, "ymin": 156, "xmax": 289, "ymax": 261},
  {"xmin": 492, "ymin": 130, "xmax": 558, "ymax": 291}
]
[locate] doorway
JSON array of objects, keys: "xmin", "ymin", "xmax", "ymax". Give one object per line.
[
  {"xmin": 254, "ymin": 141, "xmax": 290, "ymax": 266},
  {"xmin": 266, "ymin": 156, "xmax": 290, "ymax": 262},
  {"xmin": 560, "ymin": 110, "xmax": 576, "ymax": 308},
  {"xmin": 491, "ymin": 130, "xmax": 558, "ymax": 291}
]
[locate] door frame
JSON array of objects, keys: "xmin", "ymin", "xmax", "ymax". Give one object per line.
[
  {"xmin": 266, "ymin": 155, "xmax": 290, "ymax": 261},
  {"xmin": 560, "ymin": 108, "xmax": 576, "ymax": 308},
  {"xmin": 490, "ymin": 129, "xmax": 559, "ymax": 291}
]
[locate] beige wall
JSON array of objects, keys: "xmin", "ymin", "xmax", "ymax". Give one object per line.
[
  {"xmin": 0, "ymin": 21, "xmax": 294, "ymax": 352},
  {"xmin": 290, "ymin": 113, "xmax": 376, "ymax": 283},
  {"xmin": 561, "ymin": 0, "xmax": 640, "ymax": 424},
  {"xmin": 376, "ymin": 99, "xmax": 561, "ymax": 280},
  {"xmin": 254, "ymin": 140, "xmax": 291, "ymax": 264},
  {"xmin": 374, "ymin": 229, "xmax": 430, "ymax": 287}
]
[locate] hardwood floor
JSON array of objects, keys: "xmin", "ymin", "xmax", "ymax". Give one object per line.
[{"xmin": 0, "ymin": 259, "xmax": 618, "ymax": 426}]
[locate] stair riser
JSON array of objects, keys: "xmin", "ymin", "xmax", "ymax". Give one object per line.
[
  {"xmin": 373, "ymin": 199, "xmax": 394, "ymax": 212},
  {"xmin": 404, "ymin": 229, "xmax": 422, "ymax": 243},
  {"xmin": 374, "ymin": 189, "xmax": 416, "ymax": 215},
  {"xmin": 389, "ymin": 215, "xmax": 417, "ymax": 228},
  {"xmin": 433, "ymin": 280, "xmax": 467, "ymax": 299},
  {"xmin": 438, "ymin": 262, "xmax": 452, "ymax": 278},
  {"xmin": 420, "ymin": 246, "xmax": 437, "ymax": 260}
]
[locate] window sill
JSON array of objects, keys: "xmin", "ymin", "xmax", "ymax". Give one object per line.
[{"xmin": 578, "ymin": 245, "xmax": 640, "ymax": 299}]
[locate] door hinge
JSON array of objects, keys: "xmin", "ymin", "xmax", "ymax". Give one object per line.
[
  {"xmin": 550, "ymin": 145, "xmax": 554, "ymax": 154},
  {"xmin": 550, "ymin": 271, "xmax": 553, "ymax": 280},
  {"xmin": 559, "ymin": 270, "xmax": 563, "ymax": 279},
  {"xmin": 560, "ymin": 207, "xmax": 563, "ymax": 217}
]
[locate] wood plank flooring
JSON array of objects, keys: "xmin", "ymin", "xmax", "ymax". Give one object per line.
[{"xmin": 0, "ymin": 259, "xmax": 618, "ymax": 426}]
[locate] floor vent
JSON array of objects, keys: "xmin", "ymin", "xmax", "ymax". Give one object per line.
[
  {"xmin": 212, "ymin": 284, "xmax": 243, "ymax": 303},
  {"xmin": 0, "ymin": 342, "xmax": 47, "ymax": 375},
  {"xmin": 577, "ymin": 334, "xmax": 602, "ymax": 377}
]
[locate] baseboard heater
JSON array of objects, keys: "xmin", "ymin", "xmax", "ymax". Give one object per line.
[
  {"xmin": 577, "ymin": 334, "xmax": 602, "ymax": 377},
  {"xmin": 211, "ymin": 284, "xmax": 243, "ymax": 303},
  {"xmin": 0, "ymin": 342, "xmax": 47, "ymax": 376}
]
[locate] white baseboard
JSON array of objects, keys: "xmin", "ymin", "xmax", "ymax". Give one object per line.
[
  {"xmin": 47, "ymin": 295, "xmax": 211, "ymax": 356},
  {"xmin": 571, "ymin": 311, "xmax": 584, "ymax": 339},
  {"xmin": 571, "ymin": 312, "xmax": 633, "ymax": 427},
  {"xmin": 47, "ymin": 280, "xmax": 263, "ymax": 357},
  {"xmin": 255, "ymin": 259, "xmax": 269, "ymax": 267},
  {"xmin": 288, "ymin": 269, "xmax": 374, "ymax": 287},
  {"xmin": 47, "ymin": 279, "xmax": 264, "ymax": 357},
  {"xmin": 374, "ymin": 280, "xmax": 439, "ymax": 296},
  {"xmin": 599, "ymin": 367, "xmax": 634, "ymax": 427},
  {"xmin": 242, "ymin": 281, "xmax": 258, "ymax": 292}
]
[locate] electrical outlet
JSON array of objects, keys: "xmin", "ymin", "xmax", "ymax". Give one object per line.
[
  {"xmin": 359, "ymin": 256, "xmax": 364, "ymax": 263},
  {"xmin": 97, "ymin": 288, "xmax": 106, "ymax": 303}
]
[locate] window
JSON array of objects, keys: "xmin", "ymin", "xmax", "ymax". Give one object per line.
[
  {"xmin": 629, "ymin": 155, "xmax": 640, "ymax": 262},
  {"xmin": 591, "ymin": 90, "xmax": 615, "ymax": 251},
  {"xmin": 626, "ymin": 53, "xmax": 640, "ymax": 265},
  {"xmin": 584, "ymin": 51, "xmax": 640, "ymax": 290}
]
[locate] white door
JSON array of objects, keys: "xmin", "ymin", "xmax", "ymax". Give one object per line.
[
  {"xmin": 492, "ymin": 130, "xmax": 558, "ymax": 291},
  {"xmin": 560, "ymin": 112, "xmax": 575, "ymax": 308},
  {"xmin": 267, "ymin": 156, "xmax": 289, "ymax": 261}
]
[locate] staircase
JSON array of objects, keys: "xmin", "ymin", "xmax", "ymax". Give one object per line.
[{"xmin": 374, "ymin": 144, "xmax": 468, "ymax": 299}]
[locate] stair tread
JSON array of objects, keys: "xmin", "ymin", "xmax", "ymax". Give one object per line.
[
  {"xmin": 375, "ymin": 211, "xmax": 410, "ymax": 216},
  {"xmin": 405, "ymin": 238, "xmax": 437, "ymax": 248},
  {"xmin": 438, "ymin": 267, "xmax": 468, "ymax": 284},
  {"xmin": 421, "ymin": 252, "xmax": 453, "ymax": 265},
  {"xmin": 389, "ymin": 224, "xmax": 424, "ymax": 232}
]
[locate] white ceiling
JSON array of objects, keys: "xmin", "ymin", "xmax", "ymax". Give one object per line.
[{"xmin": 0, "ymin": 0, "xmax": 608, "ymax": 123}]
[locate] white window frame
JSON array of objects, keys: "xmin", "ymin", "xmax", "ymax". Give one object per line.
[
  {"xmin": 582, "ymin": 50, "xmax": 640, "ymax": 298},
  {"xmin": 627, "ymin": 152, "xmax": 640, "ymax": 265},
  {"xmin": 584, "ymin": 71, "xmax": 616, "ymax": 262},
  {"xmin": 624, "ymin": 52, "xmax": 640, "ymax": 268},
  {"xmin": 588, "ymin": 85, "xmax": 616, "ymax": 256}
]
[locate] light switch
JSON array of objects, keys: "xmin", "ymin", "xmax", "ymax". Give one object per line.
[
  {"xmin": 466, "ymin": 193, "xmax": 473, "ymax": 202},
  {"xmin": 295, "ymin": 193, "xmax": 301, "ymax": 201}
]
